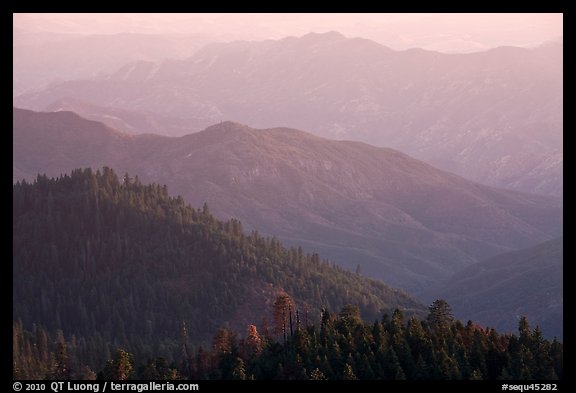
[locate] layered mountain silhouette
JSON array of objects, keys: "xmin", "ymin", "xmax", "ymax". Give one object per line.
[
  {"xmin": 425, "ymin": 237, "xmax": 563, "ymax": 339},
  {"xmin": 13, "ymin": 29, "xmax": 207, "ymax": 95},
  {"xmin": 44, "ymin": 98, "xmax": 210, "ymax": 137},
  {"xmin": 14, "ymin": 32, "xmax": 563, "ymax": 196},
  {"xmin": 13, "ymin": 107, "xmax": 562, "ymax": 296}
]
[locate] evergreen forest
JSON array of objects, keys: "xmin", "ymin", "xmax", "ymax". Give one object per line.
[{"xmin": 13, "ymin": 168, "xmax": 562, "ymax": 380}]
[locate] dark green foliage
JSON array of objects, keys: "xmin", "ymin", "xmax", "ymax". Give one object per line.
[
  {"xmin": 99, "ymin": 349, "xmax": 134, "ymax": 380},
  {"xmin": 12, "ymin": 321, "xmax": 96, "ymax": 380},
  {"xmin": 138, "ymin": 357, "xmax": 181, "ymax": 380},
  {"xmin": 172, "ymin": 304, "xmax": 562, "ymax": 380},
  {"xmin": 16, "ymin": 302, "xmax": 561, "ymax": 380},
  {"xmin": 427, "ymin": 300, "xmax": 454, "ymax": 331},
  {"xmin": 13, "ymin": 169, "xmax": 561, "ymax": 380},
  {"xmin": 13, "ymin": 168, "xmax": 423, "ymax": 375}
]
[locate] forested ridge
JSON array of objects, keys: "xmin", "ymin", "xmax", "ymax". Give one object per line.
[
  {"xmin": 14, "ymin": 302, "xmax": 562, "ymax": 380},
  {"xmin": 14, "ymin": 107, "xmax": 563, "ymax": 298},
  {"xmin": 13, "ymin": 168, "xmax": 424, "ymax": 375}
]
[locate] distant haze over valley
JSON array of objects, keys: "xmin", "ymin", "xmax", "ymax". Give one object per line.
[
  {"xmin": 14, "ymin": 20, "xmax": 562, "ymax": 197},
  {"xmin": 13, "ymin": 14, "xmax": 563, "ymax": 377},
  {"xmin": 14, "ymin": 13, "xmax": 561, "ymax": 53}
]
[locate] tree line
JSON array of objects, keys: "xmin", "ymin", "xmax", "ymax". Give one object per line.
[{"xmin": 14, "ymin": 299, "xmax": 562, "ymax": 380}]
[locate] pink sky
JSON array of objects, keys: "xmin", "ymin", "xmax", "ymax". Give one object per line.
[{"xmin": 14, "ymin": 13, "xmax": 562, "ymax": 53}]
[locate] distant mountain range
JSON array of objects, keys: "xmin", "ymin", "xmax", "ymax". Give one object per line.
[
  {"xmin": 425, "ymin": 237, "xmax": 563, "ymax": 339},
  {"xmin": 44, "ymin": 98, "xmax": 210, "ymax": 137},
  {"xmin": 13, "ymin": 29, "xmax": 208, "ymax": 96},
  {"xmin": 14, "ymin": 32, "xmax": 563, "ymax": 196},
  {"xmin": 13, "ymin": 107, "xmax": 562, "ymax": 296}
]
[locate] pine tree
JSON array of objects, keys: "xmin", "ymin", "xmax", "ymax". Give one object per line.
[
  {"xmin": 52, "ymin": 330, "xmax": 69, "ymax": 379},
  {"xmin": 101, "ymin": 349, "xmax": 134, "ymax": 380},
  {"xmin": 212, "ymin": 328, "xmax": 234, "ymax": 355},
  {"xmin": 427, "ymin": 300, "xmax": 454, "ymax": 332},
  {"xmin": 231, "ymin": 358, "xmax": 246, "ymax": 380},
  {"xmin": 310, "ymin": 368, "xmax": 327, "ymax": 380},
  {"xmin": 244, "ymin": 325, "xmax": 263, "ymax": 358},
  {"xmin": 273, "ymin": 294, "xmax": 294, "ymax": 344},
  {"xmin": 342, "ymin": 363, "xmax": 357, "ymax": 380}
]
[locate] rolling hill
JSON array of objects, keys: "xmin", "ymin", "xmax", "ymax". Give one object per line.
[
  {"xmin": 424, "ymin": 237, "xmax": 563, "ymax": 339},
  {"xmin": 44, "ymin": 98, "xmax": 210, "ymax": 137},
  {"xmin": 13, "ymin": 107, "xmax": 563, "ymax": 295}
]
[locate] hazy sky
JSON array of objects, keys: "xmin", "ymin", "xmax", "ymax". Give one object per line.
[{"xmin": 14, "ymin": 13, "xmax": 562, "ymax": 53}]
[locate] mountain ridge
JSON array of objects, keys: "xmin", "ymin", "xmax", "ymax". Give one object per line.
[
  {"xmin": 14, "ymin": 31, "xmax": 562, "ymax": 196},
  {"xmin": 13, "ymin": 107, "xmax": 563, "ymax": 296},
  {"xmin": 424, "ymin": 237, "xmax": 563, "ymax": 339}
]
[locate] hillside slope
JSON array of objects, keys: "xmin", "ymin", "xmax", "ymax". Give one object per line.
[
  {"xmin": 13, "ymin": 168, "xmax": 424, "ymax": 368},
  {"xmin": 424, "ymin": 237, "xmax": 563, "ymax": 339},
  {"xmin": 13, "ymin": 108, "xmax": 563, "ymax": 294}
]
